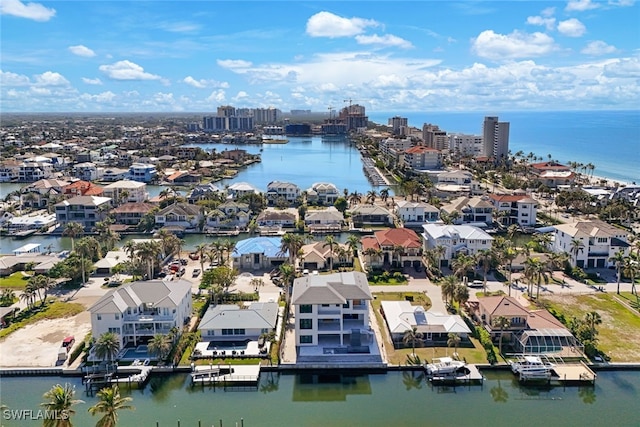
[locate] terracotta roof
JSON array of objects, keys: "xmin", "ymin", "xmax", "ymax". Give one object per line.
[
  {"xmin": 478, "ymin": 296, "xmax": 529, "ymax": 318},
  {"xmin": 405, "ymin": 146, "xmax": 438, "ymax": 154},
  {"xmin": 530, "ymin": 161, "xmax": 571, "ymax": 171},
  {"xmin": 361, "ymin": 235, "xmax": 380, "ymax": 251},
  {"xmin": 374, "ymin": 228, "xmax": 422, "ymax": 249}
]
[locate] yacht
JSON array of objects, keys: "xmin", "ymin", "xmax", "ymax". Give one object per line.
[
  {"xmin": 509, "ymin": 356, "xmax": 554, "ymax": 380},
  {"xmin": 425, "ymin": 357, "xmax": 466, "ymax": 376}
]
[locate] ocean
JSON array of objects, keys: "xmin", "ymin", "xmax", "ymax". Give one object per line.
[{"xmin": 368, "ymin": 110, "xmax": 640, "ymax": 184}]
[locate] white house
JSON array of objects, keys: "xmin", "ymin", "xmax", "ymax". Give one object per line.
[
  {"xmin": 488, "ymin": 194, "xmax": 538, "ymax": 227},
  {"xmin": 394, "ymin": 200, "xmax": 440, "ymax": 227},
  {"xmin": 88, "ymin": 279, "xmax": 192, "ymax": 348},
  {"xmin": 228, "ymin": 182, "xmax": 261, "ymax": 199},
  {"xmin": 155, "ymin": 203, "xmax": 203, "ymax": 231},
  {"xmin": 103, "ymin": 180, "xmax": 149, "ymax": 205},
  {"xmin": 54, "ymin": 195, "xmax": 112, "ymax": 230},
  {"xmin": 552, "ymin": 220, "xmax": 630, "ymax": 269},
  {"xmin": 127, "ymin": 163, "xmax": 157, "ymax": 183},
  {"xmin": 291, "ymin": 271, "xmax": 375, "ymax": 351},
  {"xmin": 304, "ymin": 206, "xmax": 344, "ymax": 233},
  {"xmin": 380, "ymin": 301, "xmax": 470, "ymax": 347},
  {"xmin": 306, "ymin": 182, "xmax": 340, "ymax": 205},
  {"xmin": 440, "ymin": 196, "xmax": 494, "ymax": 227},
  {"xmin": 266, "ymin": 181, "xmax": 300, "ymax": 206},
  {"xmin": 422, "ymin": 224, "xmax": 494, "ymax": 266},
  {"xmin": 198, "ymin": 302, "xmax": 278, "ymax": 341},
  {"xmin": 72, "ymin": 162, "xmax": 102, "ymax": 181},
  {"xmin": 18, "ymin": 160, "xmax": 54, "ymax": 182}
]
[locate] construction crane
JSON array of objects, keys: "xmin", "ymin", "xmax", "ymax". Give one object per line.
[{"xmin": 327, "ymin": 105, "xmax": 335, "ymax": 119}]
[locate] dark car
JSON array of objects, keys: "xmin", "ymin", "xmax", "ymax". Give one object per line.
[{"xmin": 180, "ymin": 259, "xmax": 188, "ymax": 265}]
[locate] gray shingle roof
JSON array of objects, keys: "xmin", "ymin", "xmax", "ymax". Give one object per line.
[{"xmin": 291, "ymin": 271, "xmax": 372, "ymax": 305}]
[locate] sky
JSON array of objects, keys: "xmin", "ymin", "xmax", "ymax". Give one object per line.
[{"xmin": 1, "ymin": 0, "xmax": 639, "ymax": 113}]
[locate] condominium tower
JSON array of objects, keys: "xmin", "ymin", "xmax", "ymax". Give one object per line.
[{"xmin": 482, "ymin": 116, "xmax": 510, "ymax": 161}]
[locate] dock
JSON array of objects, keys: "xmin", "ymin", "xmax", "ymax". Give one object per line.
[
  {"xmin": 190, "ymin": 365, "xmax": 261, "ymax": 389},
  {"xmin": 429, "ymin": 364, "xmax": 484, "ymax": 385},
  {"xmin": 551, "ymin": 361, "xmax": 597, "ymax": 384}
]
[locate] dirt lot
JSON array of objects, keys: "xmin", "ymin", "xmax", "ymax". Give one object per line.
[{"xmin": 1, "ymin": 312, "xmax": 91, "ymax": 367}]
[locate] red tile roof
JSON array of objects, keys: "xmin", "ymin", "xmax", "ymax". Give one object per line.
[
  {"xmin": 374, "ymin": 228, "xmax": 422, "ymax": 249},
  {"xmin": 405, "ymin": 146, "xmax": 438, "ymax": 154}
]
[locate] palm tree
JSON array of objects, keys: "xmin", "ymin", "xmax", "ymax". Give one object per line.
[
  {"xmin": 523, "ymin": 257, "xmax": 549, "ymax": 299},
  {"xmin": 624, "ymin": 257, "xmax": 638, "ymax": 296},
  {"xmin": 610, "ymin": 251, "xmax": 627, "ymax": 294},
  {"xmin": 88, "ymin": 385, "xmax": 134, "ymax": 427},
  {"xmin": 379, "ymin": 188, "xmax": 390, "ymax": 204},
  {"xmin": 76, "ymin": 237, "xmax": 101, "ymax": 285},
  {"xmin": 584, "ymin": 311, "xmax": 602, "ymax": 341},
  {"xmin": 279, "ymin": 233, "xmax": 305, "ymax": 266},
  {"xmin": 569, "ymin": 238, "xmax": 585, "ymax": 267},
  {"xmin": 136, "ymin": 240, "xmax": 162, "ymax": 279},
  {"xmin": 451, "ymin": 253, "xmax": 475, "ymax": 284},
  {"xmin": 453, "ymin": 284, "xmax": 470, "ymax": 309},
  {"xmin": 362, "ymin": 247, "xmax": 383, "ymax": 269},
  {"xmin": 94, "ymin": 332, "xmax": 120, "ymax": 367},
  {"xmin": 440, "ymin": 276, "xmax": 457, "ymax": 307},
  {"xmin": 147, "ymin": 334, "xmax": 172, "ymax": 362},
  {"xmin": 475, "ymin": 249, "xmax": 495, "ymax": 295},
  {"xmin": 447, "ymin": 333, "xmax": 461, "ymax": 357},
  {"xmin": 63, "ymin": 222, "xmax": 85, "ymax": 252},
  {"xmin": 41, "ymin": 383, "xmax": 84, "ymax": 427},
  {"xmin": 323, "ymin": 235, "xmax": 338, "ymax": 271},
  {"xmin": 402, "ymin": 327, "xmax": 423, "ymax": 356},
  {"xmin": 392, "ymin": 244, "xmax": 405, "ymax": 268},
  {"xmin": 366, "ymin": 190, "xmax": 377, "ymax": 205},
  {"xmin": 500, "ymin": 244, "xmax": 519, "ymax": 297},
  {"xmin": 278, "ymin": 263, "xmax": 296, "ymax": 305},
  {"xmin": 492, "ymin": 316, "xmax": 511, "ymax": 356},
  {"xmin": 348, "ymin": 191, "xmax": 362, "ymax": 207},
  {"xmin": 345, "ymin": 234, "xmax": 360, "ymax": 257},
  {"xmin": 195, "ymin": 243, "xmax": 208, "ymax": 273}
]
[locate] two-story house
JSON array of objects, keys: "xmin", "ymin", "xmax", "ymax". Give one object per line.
[
  {"xmin": 552, "ymin": 220, "xmax": 630, "ymax": 268},
  {"xmin": 394, "ymin": 200, "xmax": 440, "ymax": 228},
  {"xmin": 155, "ymin": 203, "xmax": 203, "ymax": 232},
  {"xmin": 232, "ymin": 237, "xmax": 287, "ymax": 271},
  {"xmin": 349, "ymin": 204, "xmax": 394, "ymax": 227},
  {"xmin": 55, "ymin": 195, "xmax": 112, "ymax": 230},
  {"xmin": 187, "ymin": 183, "xmax": 223, "ymax": 204},
  {"xmin": 88, "ymin": 279, "xmax": 192, "ymax": 348},
  {"xmin": 304, "ymin": 206, "xmax": 344, "ymax": 233},
  {"xmin": 488, "ymin": 194, "xmax": 538, "ymax": 227},
  {"xmin": 300, "ymin": 241, "xmax": 353, "ymax": 271},
  {"xmin": 198, "ymin": 302, "xmax": 278, "ymax": 343},
  {"xmin": 127, "ymin": 163, "xmax": 157, "ymax": 183},
  {"xmin": 422, "ymin": 224, "xmax": 494, "ymax": 266},
  {"xmin": 291, "ymin": 271, "xmax": 380, "ymax": 363},
  {"xmin": 306, "ymin": 182, "xmax": 340, "ymax": 205},
  {"xmin": 205, "ymin": 201, "xmax": 250, "ymax": 230},
  {"xmin": 103, "ymin": 180, "xmax": 149, "ymax": 205},
  {"xmin": 256, "ymin": 209, "xmax": 297, "ymax": 229},
  {"xmin": 361, "ymin": 228, "xmax": 423, "ymax": 268},
  {"xmin": 266, "ymin": 181, "xmax": 301, "ymax": 206},
  {"xmin": 18, "ymin": 160, "xmax": 54, "ymax": 182},
  {"xmin": 72, "ymin": 162, "xmax": 102, "ymax": 181},
  {"xmin": 111, "ymin": 202, "xmax": 157, "ymax": 226},
  {"xmin": 440, "ymin": 196, "xmax": 494, "ymax": 227}
]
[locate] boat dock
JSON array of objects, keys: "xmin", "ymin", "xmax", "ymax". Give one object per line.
[
  {"xmin": 83, "ymin": 366, "xmax": 153, "ymax": 394},
  {"xmin": 190, "ymin": 364, "xmax": 261, "ymax": 389},
  {"xmin": 429, "ymin": 364, "xmax": 484, "ymax": 385},
  {"xmin": 551, "ymin": 361, "xmax": 597, "ymax": 384},
  {"xmin": 361, "ymin": 157, "xmax": 389, "ymax": 186}
]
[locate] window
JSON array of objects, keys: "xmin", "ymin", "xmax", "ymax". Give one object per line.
[
  {"xmin": 343, "ymin": 301, "xmax": 350, "ymax": 309},
  {"xmin": 97, "ymin": 315, "xmax": 102, "ymax": 320},
  {"xmin": 114, "ymin": 314, "xmax": 119, "ymax": 320},
  {"xmin": 300, "ymin": 319, "xmax": 313, "ymax": 329},
  {"xmin": 234, "ymin": 329, "xmax": 245, "ymax": 335},
  {"xmin": 300, "ymin": 335, "xmax": 312, "ymax": 344},
  {"xmin": 300, "ymin": 305, "xmax": 312, "ymax": 314}
]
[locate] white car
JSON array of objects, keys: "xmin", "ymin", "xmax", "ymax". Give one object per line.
[{"xmin": 469, "ymin": 280, "xmax": 484, "ymax": 288}]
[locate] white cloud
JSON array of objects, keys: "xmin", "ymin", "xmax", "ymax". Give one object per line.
[
  {"xmin": 581, "ymin": 41, "xmax": 618, "ymax": 55},
  {"xmin": 526, "ymin": 15, "xmax": 557, "ymax": 31},
  {"xmin": 565, "ymin": 0, "xmax": 600, "ymax": 11},
  {"xmin": 557, "ymin": 18, "xmax": 586, "ymax": 37},
  {"xmin": 355, "ymin": 34, "xmax": 413, "ymax": 49},
  {"xmin": 157, "ymin": 21, "xmax": 201, "ymax": 33},
  {"xmin": 68, "ymin": 45, "xmax": 96, "ymax": 58},
  {"xmin": 206, "ymin": 90, "xmax": 226, "ymax": 103},
  {"xmin": 0, "ymin": 70, "xmax": 31, "ymax": 86},
  {"xmin": 80, "ymin": 91, "xmax": 116, "ymax": 103},
  {"xmin": 99, "ymin": 60, "xmax": 161, "ymax": 80},
  {"xmin": 472, "ymin": 30, "xmax": 556, "ymax": 60},
  {"xmin": 217, "ymin": 59, "xmax": 253, "ymax": 69},
  {"xmin": 82, "ymin": 77, "xmax": 103, "ymax": 85},
  {"xmin": 34, "ymin": 71, "xmax": 69, "ymax": 86},
  {"xmin": 183, "ymin": 76, "xmax": 229, "ymax": 89},
  {"xmin": 306, "ymin": 11, "xmax": 378, "ymax": 38},
  {"xmin": 0, "ymin": 0, "xmax": 55, "ymax": 22}
]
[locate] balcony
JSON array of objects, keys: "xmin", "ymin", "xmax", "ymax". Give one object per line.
[
  {"xmin": 317, "ymin": 306, "xmax": 342, "ymax": 315},
  {"xmin": 123, "ymin": 314, "xmax": 174, "ymax": 322}
]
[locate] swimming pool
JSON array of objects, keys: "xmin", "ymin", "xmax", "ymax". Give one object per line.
[
  {"xmin": 119, "ymin": 345, "xmax": 155, "ymax": 361},
  {"xmin": 206, "ymin": 341, "xmax": 249, "ymax": 352}
]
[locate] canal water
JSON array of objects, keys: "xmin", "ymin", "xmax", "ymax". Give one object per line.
[{"xmin": 0, "ymin": 370, "xmax": 637, "ymax": 426}]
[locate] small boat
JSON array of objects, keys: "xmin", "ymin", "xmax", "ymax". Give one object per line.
[
  {"xmin": 509, "ymin": 356, "xmax": 554, "ymax": 380},
  {"xmin": 425, "ymin": 357, "xmax": 466, "ymax": 376}
]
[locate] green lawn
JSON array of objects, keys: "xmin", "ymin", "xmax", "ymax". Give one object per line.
[
  {"xmin": 0, "ymin": 272, "xmax": 31, "ymax": 290},
  {"xmin": 541, "ymin": 293, "xmax": 640, "ymax": 362}
]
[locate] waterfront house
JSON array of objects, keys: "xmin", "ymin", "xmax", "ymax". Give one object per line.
[
  {"xmin": 304, "ymin": 206, "xmax": 344, "ymax": 233},
  {"xmin": 256, "ymin": 209, "xmax": 297, "ymax": 228},
  {"xmin": 102, "ymin": 180, "xmax": 149, "ymax": 205},
  {"xmin": 552, "ymin": 220, "xmax": 630, "ymax": 268},
  {"xmin": 228, "ymin": 182, "xmax": 261, "ymax": 199},
  {"xmin": 306, "ymin": 182, "xmax": 340, "ymax": 205},
  {"xmin": 54, "ymin": 195, "xmax": 112, "ymax": 231},
  {"xmin": 8, "ymin": 211, "xmax": 57, "ymax": 231},
  {"xmin": 266, "ymin": 181, "xmax": 301, "ymax": 206},
  {"xmin": 18, "ymin": 159, "xmax": 54, "ymax": 182},
  {"xmin": 127, "ymin": 163, "xmax": 157, "ymax": 183},
  {"xmin": 440, "ymin": 196, "xmax": 494, "ymax": 227},
  {"xmin": 530, "ymin": 161, "xmax": 576, "ymax": 188},
  {"xmin": 300, "ymin": 241, "xmax": 353, "ymax": 271},
  {"xmin": 291, "ymin": 271, "xmax": 381, "ymax": 363},
  {"xmin": 205, "ymin": 201, "xmax": 250, "ymax": 230},
  {"xmin": 198, "ymin": 302, "xmax": 278, "ymax": 342},
  {"xmin": 20, "ymin": 178, "xmax": 71, "ymax": 209},
  {"xmin": 422, "ymin": 224, "xmax": 494, "ymax": 266},
  {"xmin": 401, "ymin": 146, "xmax": 442, "ymax": 171},
  {"xmin": 394, "ymin": 200, "xmax": 440, "ymax": 228},
  {"xmin": 187, "ymin": 183, "xmax": 223, "ymax": 204},
  {"xmin": 488, "ymin": 193, "xmax": 538, "ymax": 227},
  {"xmin": 101, "ymin": 167, "xmax": 129, "ymax": 182},
  {"xmin": 63, "ymin": 180, "xmax": 104, "ymax": 198},
  {"xmin": 232, "ymin": 237, "xmax": 287, "ymax": 270},
  {"xmin": 154, "ymin": 203, "xmax": 203, "ymax": 232},
  {"xmin": 72, "ymin": 162, "xmax": 102, "ymax": 181},
  {"xmin": 111, "ymin": 202, "xmax": 157, "ymax": 226},
  {"xmin": 349, "ymin": 204, "xmax": 394, "ymax": 227},
  {"xmin": 471, "ymin": 295, "xmax": 581, "ymax": 355},
  {"xmin": 361, "ymin": 228, "xmax": 423, "ymax": 269},
  {"xmin": 0, "ymin": 160, "xmax": 21, "ymax": 182},
  {"xmin": 0, "ymin": 253, "xmax": 61, "ymax": 276},
  {"xmin": 380, "ymin": 301, "xmax": 470, "ymax": 347},
  {"xmin": 166, "ymin": 170, "xmax": 201, "ymax": 185},
  {"xmin": 88, "ymin": 279, "xmax": 192, "ymax": 348}
]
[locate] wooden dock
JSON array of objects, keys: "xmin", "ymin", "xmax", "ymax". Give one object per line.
[
  {"xmin": 191, "ymin": 365, "xmax": 260, "ymax": 388},
  {"xmin": 551, "ymin": 361, "xmax": 597, "ymax": 384},
  {"xmin": 429, "ymin": 364, "xmax": 484, "ymax": 385}
]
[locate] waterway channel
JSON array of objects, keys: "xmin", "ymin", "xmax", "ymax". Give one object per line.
[{"xmin": 0, "ymin": 370, "xmax": 637, "ymax": 426}]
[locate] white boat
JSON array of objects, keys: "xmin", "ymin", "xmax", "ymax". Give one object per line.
[
  {"xmin": 509, "ymin": 356, "xmax": 554, "ymax": 379},
  {"xmin": 425, "ymin": 357, "xmax": 466, "ymax": 376}
]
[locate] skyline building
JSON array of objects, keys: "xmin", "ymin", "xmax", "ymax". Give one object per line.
[{"xmin": 482, "ymin": 116, "xmax": 510, "ymax": 161}]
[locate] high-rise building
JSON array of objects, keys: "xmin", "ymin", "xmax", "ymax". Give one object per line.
[
  {"xmin": 338, "ymin": 104, "xmax": 368, "ymax": 131},
  {"xmin": 482, "ymin": 116, "xmax": 510, "ymax": 160},
  {"xmin": 389, "ymin": 116, "xmax": 408, "ymax": 135},
  {"xmin": 422, "ymin": 124, "xmax": 448, "ymax": 150}
]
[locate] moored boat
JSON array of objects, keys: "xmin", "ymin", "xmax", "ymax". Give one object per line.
[
  {"xmin": 425, "ymin": 357, "xmax": 466, "ymax": 376},
  {"xmin": 509, "ymin": 355, "xmax": 554, "ymax": 380}
]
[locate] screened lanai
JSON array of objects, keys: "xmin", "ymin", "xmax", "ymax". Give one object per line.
[{"xmin": 515, "ymin": 329, "xmax": 583, "ymax": 356}]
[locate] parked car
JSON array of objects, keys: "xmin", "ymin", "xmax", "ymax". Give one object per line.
[
  {"xmin": 192, "ymin": 268, "xmax": 201, "ymax": 278},
  {"xmin": 469, "ymin": 280, "xmax": 484, "ymax": 288},
  {"xmin": 189, "ymin": 253, "xmax": 199, "ymax": 260},
  {"xmin": 179, "ymin": 259, "xmax": 188, "ymax": 266}
]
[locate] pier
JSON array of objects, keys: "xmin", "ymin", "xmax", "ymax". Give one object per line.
[
  {"xmin": 428, "ymin": 364, "xmax": 485, "ymax": 385},
  {"xmin": 361, "ymin": 157, "xmax": 389, "ymax": 186},
  {"xmin": 190, "ymin": 365, "xmax": 261, "ymax": 389}
]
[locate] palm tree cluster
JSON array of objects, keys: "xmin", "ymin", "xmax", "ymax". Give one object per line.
[
  {"xmin": 569, "ymin": 311, "xmax": 603, "ymax": 358},
  {"xmin": 121, "ymin": 231, "xmax": 185, "ymax": 280},
  {"xmin": 20, "ymin": 274, "xmax": 54, "ymax": 309},
  {"xmin": 440, "ymin": 275, "xmax": 469, "ymax": 313}
]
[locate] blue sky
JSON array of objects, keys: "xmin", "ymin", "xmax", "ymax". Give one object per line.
[{"xmin": 1, "ymin": 0, "xmax": 638, "ymax": 113}]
